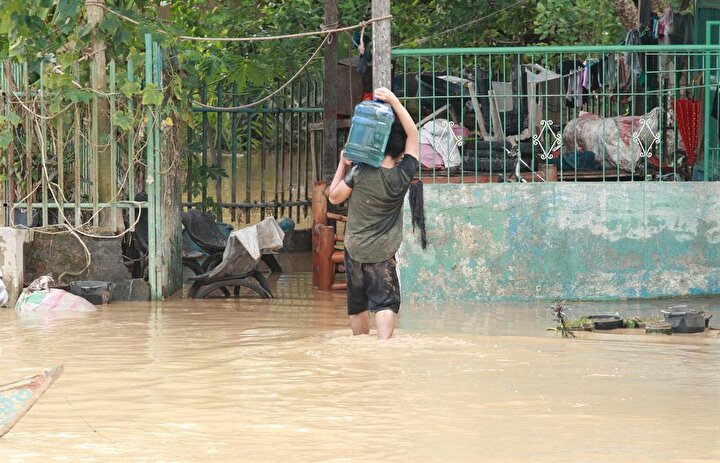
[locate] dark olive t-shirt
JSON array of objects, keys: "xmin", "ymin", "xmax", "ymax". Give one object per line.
[{"xmin": 344, "ymin": 155, "xmax": 418, "ymax": 263}]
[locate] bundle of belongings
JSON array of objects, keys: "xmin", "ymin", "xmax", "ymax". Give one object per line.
[
  {"xmin": 562, "ymin": 107, "xmax": 661, "ymax": 173},
  {"xmin": 419, "ymin": 118, "xmax": 468, "ymax": 170},
  {"xmin": 15, "ymin": 275, "xmax": 96, "ymax": 319}
]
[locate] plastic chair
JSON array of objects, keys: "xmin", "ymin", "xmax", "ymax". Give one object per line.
[{"xmin": 182, "ymin": 212, "xmax": 284, "ymax": 299}]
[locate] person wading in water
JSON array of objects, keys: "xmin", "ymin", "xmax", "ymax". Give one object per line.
[{"xmin": 327, "ymin": 87, "xmax": 420, "ymax": 340}]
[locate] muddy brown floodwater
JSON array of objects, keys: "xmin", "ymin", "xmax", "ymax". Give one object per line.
[{"xmin": 1, "ymin": 254, "xmax": 719, "ymax": 462}]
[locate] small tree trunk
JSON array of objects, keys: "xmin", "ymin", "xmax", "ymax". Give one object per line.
[
  {"xmin": 651, "ymin": 0, "xmax": 670, "ymax": 14},
  {"xmin": 160, "ymin": 118, "xmax": 184, "ymax": 297},
  {"xmin": 372, "ymin": 0, "xmax": 391, "ymax": 89},
  {"xmin": 610, "ymin": 0, "xmax": 639, "ymax": 31},
  {"xmin": 86, "ymin": 0, "xmax": 114, "ymax": 229}
]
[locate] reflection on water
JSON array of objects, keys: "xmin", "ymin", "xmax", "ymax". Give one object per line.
[{"xmin": 1, "ymin": 256, "xmax": 719, "ymax": 462}]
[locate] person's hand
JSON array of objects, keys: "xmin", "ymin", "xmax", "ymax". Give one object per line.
[
  {"xmin": 340, "ymin": 150, "xmax": 352, "ymax": 167},
  {"xmin": 374, "ymin": 87, "xmax": 399, "ymax": 107}
]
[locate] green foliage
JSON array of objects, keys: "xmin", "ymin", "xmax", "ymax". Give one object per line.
[
  {"xmin": 0, "ymin": 0, "xmax": 630, "ymax": 103},
  {"xmin": 112, "ymin": 110, "xmax": 135, "ymax": 131},
  {"xmin": 141, "ymin": 83, "xmax": 163, "ymax": 105},
  {"xmin": 0, "ymin": 111, "xmax": 21, "ymax": 128},
  {"xmin": 0, "ymin": 0, "xmax": 634, "ymax": 207},
  {"xmin": 120, "ymin": 80, "xmax": 141, "ymax": 98},
  {"xmin": 0, "ymin": 127, "xmax": 13, "ymax": 150},
  {"xmin": 0, "ymin": 111, "xmax": 19, "ymax": 150},
  {"xmin": 182, "ymin": 158, "xmax": 227, "ymax": 209},
  {"xmin": 534, "ymin": 0, "xmax": 622, "ymax": 45}
]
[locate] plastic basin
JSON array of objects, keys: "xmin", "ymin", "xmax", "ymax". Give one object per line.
[{"xmin": 67, "ymin": 281, "xmax": 115, "ymax": 305}]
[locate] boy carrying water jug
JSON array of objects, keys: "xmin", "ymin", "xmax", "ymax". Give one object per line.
[{"xmin": 327, "ymin": 87, "xmax": 419, "ymax": 340}]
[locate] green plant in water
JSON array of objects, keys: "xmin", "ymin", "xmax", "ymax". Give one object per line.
[
  {"xmin": 563, "ymin": 316, "xmax": 592, "ymax": 331},
  {"xmin": 554, "ymin": 315, "xmax": 664, "ymax": 332},
  {"xmin": 550, "ymin": 300, "xmax": 575, "ymax": 338}
]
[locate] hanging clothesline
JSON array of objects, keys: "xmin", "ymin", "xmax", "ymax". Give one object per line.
[{"xmin": 99, "ymin": 4, "xmax": 391, "ymax": 43}]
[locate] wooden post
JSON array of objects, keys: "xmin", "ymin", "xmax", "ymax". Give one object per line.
[
  {"xmin": 322, "ymin": 0, "xmax": 338, "ymax": 184},
  {"xmin": 316, "ymin": 224, "xmax": 336, "ymax": 290},
  {"xmin": 86, "ymin": 0, "xmax": 113, "ymax": 229},
  {"xmin": 311, "ymin": 181, "xmax": 327, "ymax": 289},
  {"xmin": 160, "ymin": 113, "xmax": 184, "ymax": 298},
  {"xmin": 372, "ymin": 0, "xmax": 392, "ymax": 89},
  {"xmin": 312, "ymin": 181, "xmax": 328, "ymax": 226}
]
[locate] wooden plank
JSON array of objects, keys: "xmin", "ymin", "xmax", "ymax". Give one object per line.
[
  {"xmin": 557, "ymin": 170, "xmax": 637, "ymax": 181},
  {"xmin": 326, "ymin": 212, "xmax": 347, "ymax": 222}
]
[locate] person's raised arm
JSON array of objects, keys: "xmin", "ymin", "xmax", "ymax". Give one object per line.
[
  {"xmin": 374, "ymin": 87, "xmax": 419, "ymax": 160},
  {"xmin": 327, "ymin": 150, "xmax": 354, "ymax": 205}
]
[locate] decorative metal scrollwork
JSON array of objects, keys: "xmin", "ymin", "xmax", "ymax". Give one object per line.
[
  {"xmin": 532, "ymin": 120, "xmax": 562, "ymax": 160},
  {"xmin": 431, "ymin": 120, "xmax": 464, "ymax": 148},
  {"xmin": 632, "ymin": 118, "xmax": 660, "ymax": 158}
]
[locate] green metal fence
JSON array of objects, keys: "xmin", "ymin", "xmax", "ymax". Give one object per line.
[
  {"xmin": 392, "ymin": 44, "xmax": 720, "ymax": 182},
  {"xmin": 144, "ymin": 34, "xmax": 165, "ymax": 301},
  {"xmin": 0, "ymin": 35, "xmax": 166, "ymax": 299},
  {"xmin": 0, "ymin": 55, "xmax": 151, "ymax": 229},
  {"xmin": 187, "ymin": 74, "xmax": 323, "ymax": 226}
]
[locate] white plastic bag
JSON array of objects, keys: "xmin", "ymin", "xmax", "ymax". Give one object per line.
[{"xmin": 419, "ymin": 118, "xmax": 462, "ymax": 168}]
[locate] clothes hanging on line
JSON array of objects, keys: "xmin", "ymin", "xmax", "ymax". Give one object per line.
[{"xmin": 650, "ymin": 8, "xmax": 674, "ymax": 45}]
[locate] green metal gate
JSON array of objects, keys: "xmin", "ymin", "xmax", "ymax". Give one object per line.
[
  {"xmin": 0, "ymin": 33, "xmax": 170, "ymax": 300},
  {"xmin": 187, "ymin": 74, "xmax": 323, "ymax": 228},
  {"xmin": 144, "ymin": 34, "xmax": 164, "ymax": 301},
  {"xmin": 703, "ymin": 21, "xmax": 720, "ymax": 181}
]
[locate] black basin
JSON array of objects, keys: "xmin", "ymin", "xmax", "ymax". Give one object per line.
[
  {"xmin": 67, "ymin": 281, "xmax": 115, "ymax": 305},
  {"xmin": 661, "ymin": 308, "xmax": 706, "ymax": 334},
  {"xmin": 587, "ymin": 315, "xmax": 623, "ymax": 330}
]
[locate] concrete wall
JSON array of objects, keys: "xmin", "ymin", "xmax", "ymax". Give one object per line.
[
  {"xmin": 0, "ymin": 228, "xmax": 33, "ymax": 306},
  {"xmin": 399, "ymin": 182, "xmax": 720, "ymax": 302}
]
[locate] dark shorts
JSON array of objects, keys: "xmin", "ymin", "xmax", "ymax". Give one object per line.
[{"xmin": 344, "ymin": 252, "xmax": 401, "ymax": 316}]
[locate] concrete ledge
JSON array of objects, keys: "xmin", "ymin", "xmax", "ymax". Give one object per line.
[
  {"xmin": 0, "ymin": 227, "xmax": 33, "ymax": 307},
  {"xmin": 24, "ymin": 227, "xmax": 132, "ymax": 284}
]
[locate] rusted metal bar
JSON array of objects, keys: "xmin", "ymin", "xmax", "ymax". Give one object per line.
[
  {"xmin": 215, "ymin": 81, "xmax": 224, "ymax": 221},
  {"xmin": 230, "ymin": 83, "xmax": 238, "ymax": 222}
]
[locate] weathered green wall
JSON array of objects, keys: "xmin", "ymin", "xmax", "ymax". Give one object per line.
[{"xmin": 399, "ymin": 183, "xmax": 720, "ymax": 302}]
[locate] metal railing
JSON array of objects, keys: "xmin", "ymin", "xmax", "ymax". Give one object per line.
[
  {"xmin": 187, "ymin": 74, "xmax": 323, "ymax": 227},
  {"xmin": 392, "ymin": 44, "xmax": 720, "ymax": 182},
  {"xmin": 0, "ymin": 56, "xmax": 150, "ymax": 229},
  {"xmin": 1, "ymin": 35, "xmax": 169, "ymax": 299}
]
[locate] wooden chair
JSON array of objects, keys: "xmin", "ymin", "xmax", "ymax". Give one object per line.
[{"xmin": 312, "ymin": 181, "xmax": 347, "ymax": 291}]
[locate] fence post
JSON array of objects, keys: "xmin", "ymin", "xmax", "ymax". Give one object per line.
[
  {"xmin": 127, "ymin": 59, "xmax": 136, "ymax": 228},
  {"xmin": 23, "ymin": 62, "xmax": 32, "ymax": 227},
  {"xmin": 145, "ymin": 34, "xmax": 161, "ymax": 301},
  {"xmin": 704, "ymin": 21, "xmax": 720, "ymax": 180},
  {"xmin": 145, "ymin": 34, "xmax": 183, "ymax": 300}
]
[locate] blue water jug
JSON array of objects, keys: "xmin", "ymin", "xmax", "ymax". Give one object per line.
[{"xmin": 344, "ymin": 100, "xmax": 395, "ymax": 167}]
